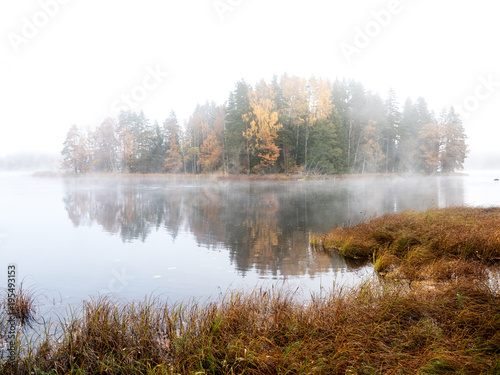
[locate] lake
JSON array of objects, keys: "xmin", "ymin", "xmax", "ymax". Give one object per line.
[{"xmin": 0, "ymin": 171, "xmax": 499, "ymax": 319}]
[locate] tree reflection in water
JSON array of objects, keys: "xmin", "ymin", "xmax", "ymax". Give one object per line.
[{"xmin": 63, "ymin": 176, "xmax": 464, "ymax": 277}]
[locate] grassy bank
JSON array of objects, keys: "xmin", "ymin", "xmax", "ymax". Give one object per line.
[
  {"xmin": 312, "ymin": 206, "xmax": 500, "ymax": 282},
  {"xmin": 1, "ymin": 280, "xmax": 500, "ymax": 374}
]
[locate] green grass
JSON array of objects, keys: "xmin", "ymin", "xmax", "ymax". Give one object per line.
[{"xmin": 313, "ymin": 206, "xmax": 500, "ymax": 282}]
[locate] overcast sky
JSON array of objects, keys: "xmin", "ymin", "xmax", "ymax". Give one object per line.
[{"xmin": 1, "ymin": 0, "xmax": 499, "ymax": 162}]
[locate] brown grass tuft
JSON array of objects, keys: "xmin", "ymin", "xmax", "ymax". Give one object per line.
[
  {"xmin": 0, "ymin": 283, "xmax": 37, "ymax": 331},
  {"xmin": 313, "ymin": 206, "xmax": 500, "ymax": 282}
]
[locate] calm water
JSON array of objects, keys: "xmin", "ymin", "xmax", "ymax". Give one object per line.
[{"xmin": 0, "ymin": 171, "xmax": 499, "ymax": 317}]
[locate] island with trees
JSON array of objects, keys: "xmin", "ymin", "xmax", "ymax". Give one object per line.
[{"xmin": 61, "ymin": 75, "xmax": 468, "ymax": 175}]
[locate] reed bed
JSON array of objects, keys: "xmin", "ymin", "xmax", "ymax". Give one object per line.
[
  {"xmin": 1, "ymin": 279, "xmax": 499, "ymax": 374},
  {"xmin": 312, "ymin": 206, "xmax": 500, "ymax": 282}
]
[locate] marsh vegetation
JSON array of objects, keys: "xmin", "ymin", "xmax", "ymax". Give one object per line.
[
  {"xmin": 311, "ymin": 206, "xmax": 500, "ymax": 282},
  {"xmin": 2, "ymin": 206, "xmax": 500, "ymax": 374},
  {"xmin": 1, "ymin": 277, "xmax": 500, "ymax": 374}
]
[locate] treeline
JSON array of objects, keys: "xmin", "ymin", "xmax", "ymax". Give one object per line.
[{"xmin": 61, "ymin": 75, "xmax": 468, "ymax": 175}]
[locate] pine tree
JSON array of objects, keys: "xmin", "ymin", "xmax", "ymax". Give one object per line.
[
  {"xmin": 117, "ymin": 110, "xmax": 153, "ymax": 173},
  {"xmin": 163, "ymin": 111, "xmax": 184, "ymax": 173},
  {"xmin": 344, "ymin": 80, "xmax": 368, "ymax": 172},
  {"xmin": 398, "ymin": 98, "xmax": 419, "ymax": 172},
  {"xmin": 440, "ymin": 107, "xmax": 468, "ymax": 172},
  {"xmin": 150, "ymin": 121, "xmax": 166, "ymax": 173},
  {"xmin": 280, "ymin": 74, "xmax": 309, "ymax": 167},
  {"xmin": 383, "ymin": 89, "xmax": 401, "ymax": 172},
  {"xmin": 356, "ymin": 91, "xmax": 386, "ymax": 173},
  {"xmin": 225, "ymin": 81, "xmax": 251, "ymax": 173},
  {"xmin": 305, "ymin": 77, "xmax": 332, "ymax": 168},
  {"xmin": 307, "ymin": 109, "xmax": 346, "ymax": 174}
]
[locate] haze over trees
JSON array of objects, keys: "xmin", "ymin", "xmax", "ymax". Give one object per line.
[{"xmin": 61, "ymin": 75, "xmax": 468, "ymax": 175}]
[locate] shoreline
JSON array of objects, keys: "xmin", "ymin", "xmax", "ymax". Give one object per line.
[{"xmin": 29, "ymin": 170, "xmax": 470, "ymax": 181}]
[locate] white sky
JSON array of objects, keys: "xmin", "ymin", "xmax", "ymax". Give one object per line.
[{"xmin": 1, "ymin": 0, "xmax": 499, "ymax": 161}]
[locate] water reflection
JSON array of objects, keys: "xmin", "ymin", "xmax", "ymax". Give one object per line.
[{"xmin": 62, "ymin": 176, "xmax": 465, "ymax": 277}]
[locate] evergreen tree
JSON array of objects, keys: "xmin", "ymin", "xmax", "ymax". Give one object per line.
[
  {"xmin": 280, "ymin": 74, "xmax": 308, "ymax": 167},
  {"xmin": 305, "ymin": 77, "xmax": 332, "ymax": 169},
  {"xmin": 150, "ymin": 121, "xmax": 166, "ymax": 173},
  {"xmin": 398, "ymin": 98, "xmax": 419, "ymax": 172},
  {"xmin": 163, "ymin": 111, "xmax": 184, "ymax": 173},
  {"xmin": 117, "ymin": 110, "xmax": 152, "ymax": 173},
  {"xmin": 345, "ymin": 80, "xmax": 368, "ymax": 172},
  {"xmin": 440, "ymin": 107, "xmax": 468, "ymax": 172},
  {"xmin": 383, "ymin": 89, "xmax": 401, "ymax": 172},
  {"xmin": 308, "ymin": 109, "xmax": 346, "ymax": 174},
  {"xmin": 225, "ymin": 80, "xmax": 251, "ymax": 173},
  {"xmin": 360, "ymin": 91, "xmax": 385, "ymax": 173}
]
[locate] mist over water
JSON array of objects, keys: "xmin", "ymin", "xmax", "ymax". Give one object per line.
[{"xmin": 0, "ymin": 171, "xmax": 499, "ymax": 319}]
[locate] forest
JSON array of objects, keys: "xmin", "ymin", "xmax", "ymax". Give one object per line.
[{"xmin": 61, "ymin": 75, "xmax": 468, "ymax": 175}]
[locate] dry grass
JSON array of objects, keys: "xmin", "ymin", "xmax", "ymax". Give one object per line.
[
  {"xmin": 313, "ymin": 206, "xmax": 500, "ymax": 282},
  {"xmin": 0, "ymin": 283, "xmax": 37, "ymax": 333},
  {"xmin": 6, "ymin": 285, "xmax": 37, "ymax": 329},
  {"xmin": 0, "ymin": 280, "xmax": 500, "ymax": 374}
]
